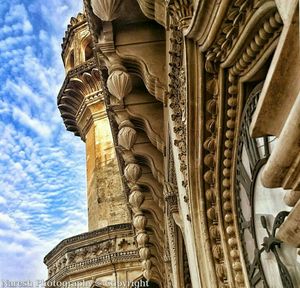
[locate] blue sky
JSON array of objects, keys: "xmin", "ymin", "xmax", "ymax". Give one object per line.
[{"xmin": 0, "ymin": 0, "xmax": 87, "ymax": 280}]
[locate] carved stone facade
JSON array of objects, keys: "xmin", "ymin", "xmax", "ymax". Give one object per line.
[{"xmin": 45, "ymin": 1, "xmax": 300, "ymax": 287}]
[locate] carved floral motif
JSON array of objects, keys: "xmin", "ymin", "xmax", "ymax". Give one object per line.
[
  {"xmin": 167, "ymin": 0, "xmax": 193, "ymax": 29},
  {"xmin": 205, "ymin": 0, "xmax": 253, "ymax": 73},
  {"xmin": 168, "ymin": 25, "xmax": 188, "ymax": 189}
]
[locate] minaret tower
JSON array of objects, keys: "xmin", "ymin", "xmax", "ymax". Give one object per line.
[
  {"xmin": 59, "ymin": 13, "xmax": 130, "ymax": 231},
  {"xmin": 44, "ymin": 13, "xmax": 144, "ymax": 286}
]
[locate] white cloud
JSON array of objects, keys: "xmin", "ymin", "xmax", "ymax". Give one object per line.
[
  {"xmin": 5, "ymin": 79, "xmax": 41, "ymax": 107},
  {"xmin": 0, "ymin": 35, "xmax": 33, "ymax": 50},
  {"xmin": 0, "ymin": 212, "xmax": 17, "ymax": 228},
  {"xmin": 12, "ymin": 106, "xmax": 52, "ymax": 138},
  {"xmin": 2, "ymin": 3, "xmax": 33, "ymax": 35},
  {"xmin": 0, "ymin": 196, "xmax": 7, "ymax": 205}
]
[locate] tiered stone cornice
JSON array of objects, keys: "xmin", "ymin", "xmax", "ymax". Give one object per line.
[{"xmin": 57, "ymin": 58, "xmax": 104, "ymax": 139}]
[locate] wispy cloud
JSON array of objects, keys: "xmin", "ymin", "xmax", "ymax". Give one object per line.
[{"xmin": 0, "ymin": 0, "xmax": 87, "ymax": 280}]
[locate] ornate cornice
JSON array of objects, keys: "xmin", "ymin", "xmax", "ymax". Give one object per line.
[
  {"xmin": 45, "ymin": 224, "xmax": 139, "ymax": 281},
  {"xmin": 57, "ymin": 59, "xmax": 105, "ymax": 139},
  {"xmin": 48, "ymin": 250, "xmax": 139, "ymax": 282},
  {"xmin": 82, "ymin": 0, "xmax": 166, "ymax": 283},
  {"xmin": 44, "ymin": 223, "xmax": 133, "ymax": 262}
]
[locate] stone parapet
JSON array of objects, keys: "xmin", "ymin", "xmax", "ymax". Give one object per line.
[{"xmin": 44, "ymin": 224, "xmax": 140, "ymax": 283}]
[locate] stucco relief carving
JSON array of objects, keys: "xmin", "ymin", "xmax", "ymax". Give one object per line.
[
  {"xmin": 48, "ymin": 239, "xmax": 116, "ymax": 278},
  {"xmin": 168, "ymin": 25, "xmax": 188, "ymax": 189},
  {"xmin": 205, "ymin": 0, "xmax": 253, "ymax": 73},
  {"xmin": 167, "ymin": 0, "xmax": 193, "ymax": 29},
  {"xmin": 164, "ymin": 182, "xmax": 179, "ymax": 214}
]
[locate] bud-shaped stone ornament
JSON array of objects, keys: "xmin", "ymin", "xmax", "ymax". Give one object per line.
[
  {"xmin": 133, "ymin": 215, "xmax": 147, "ymax": 231},
  {"xmin": 91, "ymin": 0, "xmax": 121, "ymax": 21},
  {"xmin": 107, "ymin": 70, "xmax": 132, "ymax": 101},
  {"xmin": 124, "ymin": 163, "xmax": 142, "ymax": 183},
  {"xmin": 143, "ymin": 270, "xmax": 152, "ymax": 280},
  {"xmin": 142, "ymin": 259, "xmax": 152, "ymax": 270},
  {"xmin": 129, "ymin": 190, "xmax": 144, "ymax": 209},
  {"xmin": 139, "ymin": 247, "xmax": 151, "ymax": 260},
  {"xmin": 136, "ymin": 232, "xmax": 149, "ymax": 247},
  {"xmin": 118, "ymin": 126, "xmax": 137, "ymax": 150}
]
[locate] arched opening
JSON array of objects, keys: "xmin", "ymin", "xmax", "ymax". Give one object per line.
[
  {"xmin": 85, "ymin": 41, "xmax": 93, "ymax": 61},
  {"xmin": 67, "ymin": 50, "xmax": 75, "ymax": 70}
]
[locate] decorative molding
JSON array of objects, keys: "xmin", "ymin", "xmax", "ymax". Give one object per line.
[
  {"xmin": 195, "ymin": 4, "xmax": 283, "ymax": 287},
  {"xmin": 205, "ymin": 0, "xmax": 253, "ymax": 74},
  {"xmin": 44, "ymin": 223, "xmax": 133, "ymax": 263},
  {"xmin": 220, "ymin": 10, "xmax": 283, "ymax": 287},
  {"xmin": 168, "ymin": 25, "xmax": 188, "ymax": 189}
]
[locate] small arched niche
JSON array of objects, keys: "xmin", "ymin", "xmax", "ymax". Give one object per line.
[
  {"xmin": 83, "ymin": 36, "xmax": 93, "ymax": 61},
  {"xmin": 66, "ymin": 50, "xmax": 75, "ymax": 71}
]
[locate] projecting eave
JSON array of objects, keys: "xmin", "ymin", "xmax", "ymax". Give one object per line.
[{"xmin": 57, "ymin": 58, "xmax": 103, "ymax": 140}]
